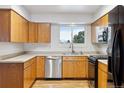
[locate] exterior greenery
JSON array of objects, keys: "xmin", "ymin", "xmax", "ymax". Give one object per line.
[{"xmin": 73, "ymin": 31, "xmax": 85, "ymax": 43}]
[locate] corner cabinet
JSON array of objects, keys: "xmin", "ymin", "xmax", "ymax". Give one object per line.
[
  {"xmin": 0, "ymin": 9, "xmax": 51, "ymax": 43},
  {"xmin": 0, "ymin": 57, "xmax": 36, "ymax": 88},
  {"xmin": 0, "ymin": 9, "xmax": 28, "ymax": 43},
  {"xmin": 62, "ymin": 56, "xmax": 88, "ymax": 78}
]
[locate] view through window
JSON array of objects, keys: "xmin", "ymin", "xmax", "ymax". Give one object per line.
[{"xmin": 60, "ymin": 24, "xmax": 85, "ymax": 43}]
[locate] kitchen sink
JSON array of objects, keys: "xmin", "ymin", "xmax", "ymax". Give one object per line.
[{"xmin": 63, "ymin": 52, "xmax": 83, "ymax": 56}]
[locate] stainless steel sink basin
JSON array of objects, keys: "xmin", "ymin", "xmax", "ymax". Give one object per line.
[{"xmin": 63, "ymin": 52, "xmax": 83, "ymax": 56}]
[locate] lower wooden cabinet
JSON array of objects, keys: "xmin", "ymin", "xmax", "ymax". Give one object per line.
[
  {"xmin": 0, "ymin": 63, "xmax": 23, "ymax": 88},
  {"xmin": 36, "ymin": 56, "xmax": 45, "ymax": 78},
  {"xmin": 0, "ymin": 57, "xmax": 36, "ymax": 88},
  {"xmin": 62, "ymin": 56, "xmax": 88, "ymax": 78},
  {"xmin": 98, "ymin": 62, "xmax": 108, "ymax": 88},
  {"xmin": 24, "ymin": 57, "xmax": 36, "ymax": 88}
]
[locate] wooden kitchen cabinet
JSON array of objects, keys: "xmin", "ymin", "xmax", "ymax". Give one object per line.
[
  {"xmin": 91, "ymin": 14, "xmax": 108, "ymax": 43},
  {"xmin": 0, "ymin": 63, "xmax": 24, "ymax": 88},
  {"xmin": 98, "ymin": 62, "xmax": 108, "ymax": 88},
  {"xmin": 0, "ymin": 9, "xmax": 28, "ymax": 42},
  {"xmin": 0, "ymin": 57, "xmax": 36, "ymax": 88},
  {"xmin": 62, "ymin": 61, "xmax": 74, "ymax": 78},
  {"xmin": 28, "ymin": 23, "xmax": 51, "ymax": 43},
  {"xmin": 36, "ymin": 56, "xmax": 45, "ymax": 78},
  {"xmin": 62, "ymin": 56, "xmax": 88, "ymax": 78},
  {"xmin": 37, "ymin": 23, "xmax": 51, "ymax": 43},
  {"xmin": 24, "ymin": 57, "xmax": 36, "ymax": 88},
  {"xmin": 28, "ymin": 22, "xmax": 38, "ymax": 43}
]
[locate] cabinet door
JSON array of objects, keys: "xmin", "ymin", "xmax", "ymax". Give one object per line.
[
  {"xmin": 31, "ymin": 58, "xmax": 36, "ymax": 84},
  {"xmin": 11, "ymin": 11, "xmax": 20, "ymax": 42},
  {"xmin": 74, "ymin": 61, "xmax": 87, "ymax": 78},
  {"xmin": 98, "ymin": 68, "xmax": 107, "ymax": 88},
  {"xmin": 11, "ymin": 10, "xmax": 28, "ymax": 43},
  {"xmin": 0, "ymin": 64, "xmax": 23, "ymax": 88},
  {"xmin": 36, "ymin": 56, "xmax": 45, "ymax": 78},
  {"xmin": 37, "ymin": 23, "xmax": 51, "ymax": 43},
  {"xmin": 28, "ymin": 22, "xmax": 38, "ymax": 43},
  {"xmin": 24, "ymin": 65, "xmax": 32, "ymax": 88},
  {"xmin": 62, "ymin": 62, "xmax": 74, "ymax": 78},
  {"xmin": 0, "ymin": 10, "xmax": 11, "ymax": 42},
  {"xmin": 98, "ymin": 62, "xmax": 108, "ymax": 88},
  {"xmin": 24, "ymin": 58, "xmax": 36, "ymax": 88}
]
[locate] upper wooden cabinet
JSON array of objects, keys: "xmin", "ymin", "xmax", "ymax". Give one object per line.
[
  {"xmin": 28, "ymin": 23, "xmax": 51, "ymax": 43},
  {"xmin": 0, "ymin": 10, "xmax": 28, "ymax": 43},
  {"xmin": 37, "ymin": 23, "xmax": 51, "ymax": 43},
  {"xmin": 91, "ymin": 14, "xmax": 108, "ymax": 43},
  {"xmin": 28, "ymin": 22, "xmax": 38, "ymax": 43},
  {"xmin": 0, "ymin": 9, "xmax": 51, "ymax": 43}
]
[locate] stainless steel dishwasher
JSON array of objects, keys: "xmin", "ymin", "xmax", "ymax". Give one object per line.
[{"xmin": 45, "ymin": 56, "xmax": 62, "ymax": 79}]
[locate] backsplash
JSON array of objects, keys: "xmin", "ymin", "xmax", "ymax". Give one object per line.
[{"xmin": 0, "ymin": 42, "xmax": 24, "ymax": 57}]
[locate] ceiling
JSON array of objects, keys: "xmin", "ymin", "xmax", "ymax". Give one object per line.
[{"xmin": 23, "ymin": 5, "xmax": 103, "ymax": 14}]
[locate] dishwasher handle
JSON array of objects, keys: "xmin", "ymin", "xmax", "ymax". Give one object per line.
[{"xmin": 46, "ymin": 58, "xmax": 57, "ymax": 60}]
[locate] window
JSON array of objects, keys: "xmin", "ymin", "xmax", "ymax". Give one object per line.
[{"xmin": 60, "ymin": 24, "xmax": 85, "ymax": 43}]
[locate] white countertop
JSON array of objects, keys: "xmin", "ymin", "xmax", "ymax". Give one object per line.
[
  {"xmin": 0, "ymin": 52, "xmax": 107, "ymax": 63},
  {"xmin": 0, "ymin": 54, "xmax": 36, "ymax": 63},
  {"xmin": 98, "ymin": 59, "xmax": 108, "ymax": 65}
]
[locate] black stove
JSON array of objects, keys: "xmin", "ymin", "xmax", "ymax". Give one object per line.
[
  {"xmin": 88, "ymin": 55, "xmax": 108, "ymax": 63},
  {"xmin": 88, "ymin": 55, "xmax": 108, "ymax": 88}
]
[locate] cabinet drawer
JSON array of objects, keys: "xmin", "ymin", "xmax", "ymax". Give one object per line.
[
  {"xmin": 98, "ymin": 62, "xmax": 108, "ymax": 73},
  {"xmin": 24, "ymin": 58, "xmax": 36, "ymax": 69},
  {"xmin": 63, "ymin": 56, "xmax": 87, "ymax": 61}
]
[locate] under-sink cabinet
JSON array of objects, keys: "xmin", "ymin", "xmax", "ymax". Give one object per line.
[{"xmin": 62, "ymin": 56, "xmax": 88, "ymax": 78}]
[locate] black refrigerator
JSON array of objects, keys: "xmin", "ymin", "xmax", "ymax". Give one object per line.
[{"xmin": 108, "ymin": 5, "xmax": 124, "ymax": 88}]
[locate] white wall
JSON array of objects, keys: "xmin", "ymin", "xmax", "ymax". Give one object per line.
[
  {"xmin": 11, "ymin": 5, "xmax": 31, "ymax": 20},
  {"xmin": 24, "ymin": 24, "xmax": 100, "ymax": 53},
  {"xmin": 31, "ymin": 13, "xmax": 93, "ymax": 24},
  {"xmin": 92, "ymin": 5, "xmax": 116, "ymax": 22},
  {"xmin": 0, "ymin": 43, "xmax": 24, "ymax": 56}
]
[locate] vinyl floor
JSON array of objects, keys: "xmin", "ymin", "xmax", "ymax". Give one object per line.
[{"xmin": 32, "ymin": 80, "xmax": 90, "ymax": 88}]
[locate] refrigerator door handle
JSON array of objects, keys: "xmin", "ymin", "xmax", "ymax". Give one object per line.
[{"xmin": 112, "ymin": 29, "xmax": 119, "ymax": 87}]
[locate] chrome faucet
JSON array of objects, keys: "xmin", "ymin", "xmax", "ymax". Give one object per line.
[{"xmin": 69, "ymin": 42, "xmax": 75, "ymax": 53}]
